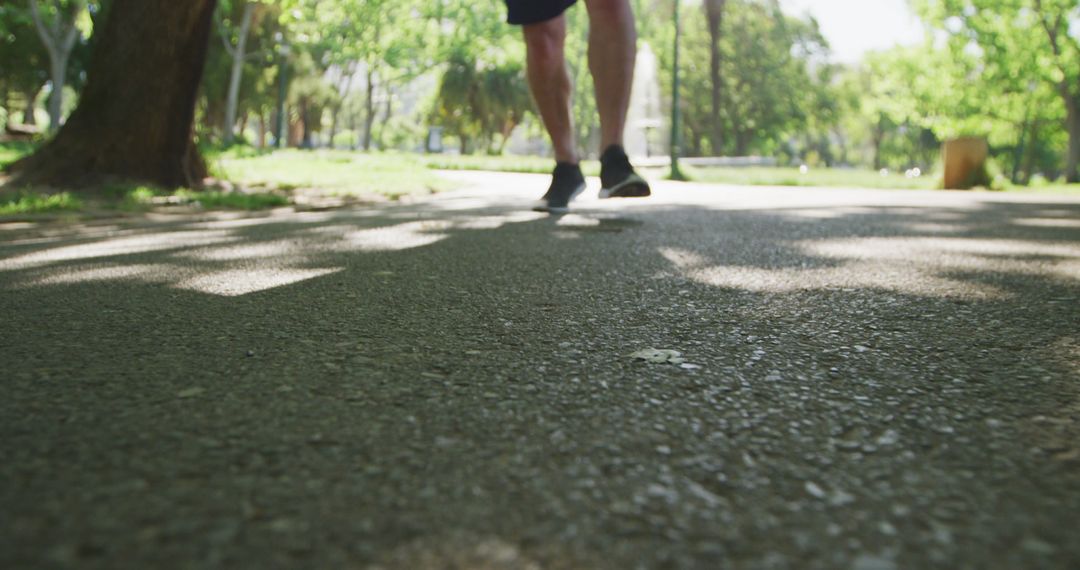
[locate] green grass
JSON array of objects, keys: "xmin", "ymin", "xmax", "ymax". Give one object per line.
[
  {"xmin": 421, "ymin": 154, "xmax": 601, "ymax": 177},
  {"xmin": 5, "ymin": 141, "xmax": 1077, "ymax": 217},
  {"xmin": 0, "ymin": 191, "xmax": 82, "ymax": 215},
  {"xmin": 1000, "ymin": 182, "xmax": 1080, "ymax": 195},
  {"xmin": 420, "ymin": 153, "xmax": 1080, "ymax": 194},
  {"xmin": 175, "ymin": 188, "xmax": 289, "ymax": 209},
  {"xmin": 420, "ymin": 154, "xmax": 938, "ymax": 189},
  {"xmin": 0, "ymin": 141, "xmax": 36, "ymax": 169},
  {"xmin": 0, "ymin": 147, "xmax": 454, "ymax": 215},
  {"xmin": 210, "ymin": 149, "xmax": 456, "ymax": 199},
  {"xmin": 422, "ymin": 154, "xmax": 552, "ymax": 174},
  {"xmin": 102, "ymin": 183, "xmax": 289, "ymax": 211},
  {"xmin": 676, "ymin": 165, "xmax": 938, "ymax": 190}
]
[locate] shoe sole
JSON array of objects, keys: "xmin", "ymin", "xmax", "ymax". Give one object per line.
[
  {"xmin": 599, "ymin": 174, "xmax": 651, "ymax": 199},
  {"xmin": 532, "ymin": 182, "xmax": 587, "ymax": 214}
]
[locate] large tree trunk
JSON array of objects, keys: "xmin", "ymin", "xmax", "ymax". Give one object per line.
[
  {"xmin": 7, "ymin": 0, "xmax": 217, "ymax": 190},
  {"xmin": 704, "ymin": 0, "xmax": 725, "ymax": 156}
]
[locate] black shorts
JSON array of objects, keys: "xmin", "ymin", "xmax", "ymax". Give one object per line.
[{"xmin": 505, "ymin": 0, "xmax": 577, "ymax": 25}]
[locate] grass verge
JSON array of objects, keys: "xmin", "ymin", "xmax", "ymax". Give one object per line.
[
  {"xmin": 0, "ymin": 191, "xmax": 82, "ymax": 215},
  {"xmin": 106, "ymin": 184, "xmax": 289, "ymax": 211},
  {"xmin": 421, "ymin": 154, "xmax": 601, "ymax": 177},
  {"xmin": 0, "ymin": 141, "xmax": 36, "ymax": 169},
  {"xmin": 209, "ymin": 149, "xmax": 456, "ymax": 199},
  {"xmin": 661, "ymin": 164, "xmax": 938, "ymax": 190},
  {"xmin": 175, "ymin": 189, "xmax": 289, "ymax": 209}
]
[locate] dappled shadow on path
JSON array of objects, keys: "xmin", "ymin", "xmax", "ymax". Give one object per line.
[
  {"xmin": 1, "ymin": 192, "xmax": 1078, "ymax": 299},
  {"xmin": 1, "ymin": 187, "xmax": 1079, "ymax": 569}
]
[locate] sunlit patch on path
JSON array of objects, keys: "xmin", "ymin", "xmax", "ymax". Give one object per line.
[
  {"xmin": 662, "ymin": 234, "xmax": 1080, "ymax": 299},
  {"xmin": 175, "ymin": 268, "xmax": 344, "ymax": 297}
]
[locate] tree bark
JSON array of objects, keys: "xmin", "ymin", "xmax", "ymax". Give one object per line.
[
  {"xmin": 704, "ymin": 0, "xmax": 726, "ymax": 156},
  {"xmin": 7, "ymin": 0, "xmax": 218, "ymax": 189}
]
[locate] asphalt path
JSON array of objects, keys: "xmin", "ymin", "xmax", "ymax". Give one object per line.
[{"xmin": 2, "ymin": 172, "xmax": 1079, "ymax": 569}]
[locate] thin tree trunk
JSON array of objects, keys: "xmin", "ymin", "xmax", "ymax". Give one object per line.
[
  {"xmin": 1022, "ymin": 122, "xmax": 1040, "ymax": 185},
  {"xmin": 329, "ymin": 109, "xmax": 339, "ymax": 149},
  {"xmin": 28, "ymin": 0, "xmax": 85, "ymax": 133},
  {"xmin": 735, "ymin": 131, "xmax": 750, "ymax": 157},
  {"xmin": 363, "ymin": 65, "xmax": 376, "ymax": 151},
  {"xmin": 704, "ymin": 0, "xmax": 725, "ymax": 156},
  {"xmin": 689, "ymin": 135, "xmax": 702, "ymax": 157},
  {"xmin": 872, "ymin": 118, "xmax": 885, "ymax": 171},
  {"xmin": 47, "ymin": 55, "xmax": 66, "ymax": 131},
  {"xmin": 496, "ymin": 122, "xmax": 514, "ymax": 155},
  {"xmin": 1033, "ymin": 2, "xmax": 1078, "ymax": 182},
  {"xmin": 222, "ymin": 1, "xmax": 254, "ymax": 144},
  {"xmin": 376, "ymin": 89, "xmax": 393, "ymax": 150},
  {"xmin": 1064, "ymin": 89, "xmax": 1080, "ymax": 183},
  {"xmin": 7, "ymin": 0, "xmax": 218, "ymax": 189},
  {"xmin": 1, "ymin": 81, "xmax": 8, "ymax": 123},
  {"xmin": 299, "ymin": 98, "xmax": 313, "ymax": 149},
  {"xmin": 835, "ymin": 128, "xmax": 848, "ymax": 165},
  {"xmin": 1012, "ymin": 117, "xmax": 1029, "ymax": 184},
  {"xmin": 257, "ymin": 112, "xmax": 266, "ymax": 148},
  {"xmin": 330, "ymin": 63, "xmax": 356, "ymax": 150},
  {"xmin": 23, "ymin": 87, "xmax": 40, "ymax": 126},
  {"xmin": 350, "ymin": 112, "xmax": 359, "ymax": 150}
]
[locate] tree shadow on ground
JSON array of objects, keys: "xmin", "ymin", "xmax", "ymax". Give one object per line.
[{"xmin": 1, "ymin": 192, "xmax": 1079, "ymax": 569}]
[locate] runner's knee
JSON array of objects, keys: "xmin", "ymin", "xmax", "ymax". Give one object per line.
[
  {"xmin": 584, "ymin": 0, "xmax": 630, "ymax": 18},
  {"xmin": 523, "ymin": 19, "xmax": 567, "ymax": 69}
]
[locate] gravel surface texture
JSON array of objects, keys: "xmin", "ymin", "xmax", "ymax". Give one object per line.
[{"xmin": 2, "ymin": 172, "xmax": 1079, "ymax": 569}]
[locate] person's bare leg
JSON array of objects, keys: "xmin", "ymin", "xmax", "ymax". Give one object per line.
[
  {"xmin": 584, "ymin": 0, "xmax": 649, "ymax": 198},
  {"xmin": 523, "ymin": 16, "xmax": 577, "ymax": 164},
  {"xmin": 584, "ymin": 0, "xmax": 637, "ymax": 152}
]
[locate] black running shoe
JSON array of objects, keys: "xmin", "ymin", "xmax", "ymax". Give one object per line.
[
  {"xmin": 598, "ymin": 145, "xmax": 651, "ymax": 199},
  {"xmin": 534, "ymin": 162, "xmax": 586, "ymax": 213}
]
